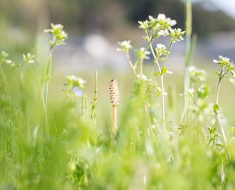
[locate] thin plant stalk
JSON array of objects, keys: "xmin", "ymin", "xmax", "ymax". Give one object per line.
[
  {"xmin": 160, "ymin": 75, "xmax": 165, "ymax": 130},
  {"xmin": 149, "ymin": 43, "xmax": 165, "ymax": 129},
  {"xmin": 149, "ymin": 41, "xmax": 173, "ymax": 131},
  {"xmin": 126, "ymin": 53, "xmax": 136, "ymax": 74},
  {"xmin": 180, "ymin": 35, "xmax": 196, "ymax": 125},
  {"xmin": 125, "ymin": 36, "xmax": 154, "ymax": 76},
  {"xmin": 163, "ymin": 42, "xmax": 173, "ymax": 68},
  {"xmin": 139, "ymin": 37, "xmax": 155, "ymax": 76},
  {"xmin": 180, "ymin": 0, "xmax": 193, "ymax": 126},
  {"xmin": 41, "ymin": 49, "xmax": 53, "ymax": 136},
  {"xmin": 215, "ymin": 78, "xmax": 227, "ymax": 144},
  {"xmin": 109, "ymin": 79, "xmax": 120, "ymax": 139},
  {"xmin": 45, "ymin": 49, "xmax": 53, "ymax": 105},
  {"xmin": 41, "ymin": 88, "xmax": 48, "ymax": 135},
  {"xmin": 112, "ymin": 105, "xmax": 117, "ymax": 137},
  {"xmin": 41, "ymin": 24, "xmax": 67, "ymax": 135},
  {"xmin": 140, "ymin": 59, "xmax": 143, "ymax": 76}
]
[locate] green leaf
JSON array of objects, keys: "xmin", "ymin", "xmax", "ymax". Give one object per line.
[
  {"xmin": 213, "ymin": 104, "xmax": 220, "ymax": 113},
  {"xmin": 154, "ymin": 72, "xmax": 161, "ymax": 76},
  {"xmin": 161, "ymin": 67, "xmax": 168, "ymax": 75}
]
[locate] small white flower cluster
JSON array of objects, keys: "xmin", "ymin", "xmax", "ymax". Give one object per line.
[
  {"xmin": 117, "ymin": 40, "xmax": 132, "ymax": 54},
  {"xmin": 213, "ymin": 55, "xmax": 235, "ymax": 86},
  {"xmin": 138, "ymin": 48, "xmax": 150, "ymax": 60},
  {"xmin": 155, "ymin": 44, "xmax": 168, "ymax": 59},
  {"xmin": 214, "ymin": 56, "xmax": 234, "ymax": 72},
  {"xmin": 0, "ymin": 51, "xmax": 17, "ymax": 67},
  {"xmin": 156, "ymin": 14, "xmax": 177, "ymax": 26},
  {"xmin": 66, "ymin": 75, "xmax": 86, "ymax": 88},
  {"xmin": 65, "ymin": 75, "xmax": 86, "ymax": 97},
  {"xmin": 45, "ymin": 24, "xmax": 68, "ymax": 48},
  {"xmin": 170, "ymin": 28, "xmax": 185, "ymax": 43},
  {"xmin": 188, "ymin": 66, "xmax": 207, "ymax": 82},
  {"xmin": 23, "ymin": 53, "xmax": 36, "ymax": 64},
  {"xmin": 117, "ymin": 13, "xmax": 185, "ymax": 79},
  {"xmin": 213, "ymin": 56, "xmax": 232, "ymax": 66},
  {"xmin": 138, "ymin": 13, "xmax": 185, "ymax": 41},
  {"xmin": 139, "ymin": 14, "xmax": 177, "ymax": 37}
]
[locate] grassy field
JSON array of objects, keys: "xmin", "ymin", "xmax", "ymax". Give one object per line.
[{"xmin": 1, "ymin": 9, "xmax": 235, "ymax": 190}]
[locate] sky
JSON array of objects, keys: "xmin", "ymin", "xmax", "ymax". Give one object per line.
[{"xmin": 192, "ymin": 0, "xmax": 235, "ymax": 18}]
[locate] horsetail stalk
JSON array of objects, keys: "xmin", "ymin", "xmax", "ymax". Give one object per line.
[{"xmin": 109, "ymin": 79, "xmax": 120, "ymax": 137}]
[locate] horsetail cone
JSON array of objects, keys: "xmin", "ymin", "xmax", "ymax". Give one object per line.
[
  {"xmin": 109, "ymin": 79, "xmax": 120, "ymax": 106},
  {"xmin": 109, "ymin": 79, "xmax": 119, "ymax": 137}
]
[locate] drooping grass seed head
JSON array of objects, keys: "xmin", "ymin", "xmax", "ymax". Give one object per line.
[{"xmin": 109, "ymin": 79, "xmax": 120, "ymax": 106}]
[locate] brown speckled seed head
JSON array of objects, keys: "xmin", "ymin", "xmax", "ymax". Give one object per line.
[{"xmin": 109, "ymin": 79, "xmax": 120, "ymax": 106}]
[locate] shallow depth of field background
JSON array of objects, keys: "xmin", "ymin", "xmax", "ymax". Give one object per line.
[
  {"xmin": 0, "ymin": 1, "xmax": 234, "ymax": 122},
  {"xmin": 0, "ymin": 1, "xmax": 235, "ymax": 121}
]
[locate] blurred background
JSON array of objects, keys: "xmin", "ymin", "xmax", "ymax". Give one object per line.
[
  {"xmin": 0, "ymin": 0, "xmax": 235, "ymax": 124},
  {"xmin": 0, "ymin": 0, "xmax": 235, "ymax": 72}
]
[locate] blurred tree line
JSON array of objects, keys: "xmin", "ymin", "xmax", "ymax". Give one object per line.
[{"xmin": 0, "ymin": 0, "xmax": 235, "ymax": 38}]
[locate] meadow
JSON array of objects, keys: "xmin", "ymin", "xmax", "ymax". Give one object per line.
[{"xmin": 1, "ymin": 3, "xmax": 235, "ymax": 190}]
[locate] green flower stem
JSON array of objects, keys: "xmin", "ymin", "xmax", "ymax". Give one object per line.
[
  {"xmin": 180, "ymin": 35, "xmax": 197, "ymax": 126},
  {"xmin": 181, "ymin": 0, "xmax": 194, "ymax": 127},
  {"xmin": 41, "ymin": 86, "xmax": 48, "ymax": 135},
  {"xmin": 146, "ymin": 33, "xmax": 161, "ymax": 72},
  {"xmin": 149, "ymin": 41, "xmax": 173, "ymax": 131},
  {"xmin": 139, "ymin": 59, "xmax": 143, "ymax": 75},
  {"xmin": 149, "ymin": 43, "xmax": 166, "ymax": 130},
  {"xmin": 215, "ymin": 76, "xmax": 227, "ymax": 144},
  {"xmin": 126, "ymin": 53, "xmax": 136, "ymax": 74},
  {"xmin": 41, "ymin": 49, "xmax": 53, "ymax": 136},
  {"xmin": 139, "ymin": 35, "xmax": 154, "ymax": 76},
  {"xmin": 45, "ymin": 49, "xmax": 53, "ymax": 104},
  {"xmin": 160, "ymin": 42, "xmax": 173, "ymax": 129},
  {"xmin": 215, "ymin": 78, "xmax": 221, "ymax": 105},
  {"xmin": 160, "ymin": 75, "xmax": 165, "ymax": 129},
  {"xmin": 148, "ymin": 43, "xmax": 161, "ymax": 73},
  {"xmin": 144, "ymin": 34, "xmax": 154, "ymax": 51},
  {"xmin": 163, "ymin": 42, "xmax": 173, "ymax": 68}
]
